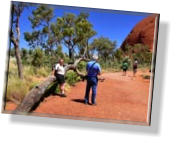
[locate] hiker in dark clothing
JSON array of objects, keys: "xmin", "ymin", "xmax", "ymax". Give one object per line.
[
  {"xmin": 122, "ymin": 61, "xmax": 129, "ymax": 76},
  {"xmin": 121, "ymin": 56, "xmax": 130, "ymax": 76},
  {"xmin": 84, "ymin": 55, "xmax": 101, "ymax": 105},
  {"xmin": 133, "ymin": 59, "xmax": 138, "ymax": 77}
]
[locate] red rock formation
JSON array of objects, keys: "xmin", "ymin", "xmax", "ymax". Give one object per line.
[{"xmin": 120, "ymin": 14, "xmax": 159, "ymax": 52}]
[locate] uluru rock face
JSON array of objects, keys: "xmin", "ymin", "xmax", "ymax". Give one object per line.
[{"xmin": 120, "ymin": 14, "xmax": 158, "ymax": 52}]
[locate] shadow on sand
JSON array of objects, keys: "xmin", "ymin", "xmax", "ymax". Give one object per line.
[{"xmin": 71, "ymin": 99, "xmax": 85, "ymax": 104}]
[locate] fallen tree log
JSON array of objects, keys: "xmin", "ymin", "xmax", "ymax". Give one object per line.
[
  {"xmin": 14, "ymin": 58, "xmax": 88, "ymax": 114},
  {"xmin": 14, "ymin": 76, "xmax": 56, "ymax": 113},
  {"xmin": 13, "ymin": 57, "xmax": 104, "ymax": 114}
]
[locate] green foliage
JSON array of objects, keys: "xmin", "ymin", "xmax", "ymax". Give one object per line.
[
  {"xmin": 52, "ymin": 12, "xmax": 96, "ymax": 60},
  {"xmin": 28, "ymin": 5, "xmax": 53, "ymax": 28},
  {"xmin": 114, "ymin": 49, "xmax": 123, "ymax": 62},
  {"xmin": 31, "ymin": 48, "xmax": 44, "ymax": 67},
  {"xmin": 25, "ymin": 6, "xmax": 97, "ymax": 61},
  {"xmin": 99, "ymin": 59, "xmax": 122, "ymax": 71},
  {"xmin": 10, "ymin": 47, "xmax": 15, "ymax": 57},
  {"xmin": 125, "ymin": 43, "xmax": 152, "ymax": 65},
  {"xmin": 77, "ymin": 61, "xmax": 86, "ymax": 72},
  {"xmin": 25, "ymin": 5, "xmax": 96, "ymax": 61},
  {"xmin": 21, "ymin": 48, "xmax": 29, "ymax": 64},
  {"xmin": 122, "ymin": 56, "xmax": 131, "ymax": 64},
  {"xmin": 90, "ymin": 37, "xmax": 117, "ymax": 61},
  {"xmin": 24, "ymin": 31, "xmax": 40, "ymax": 49},
  {"xmin": 56, "ymin": 45, "xmax": 64, "ymax": 59},
  {"xmin": 65, "ymin": 71, "xmax": 81, "ymax": 86},
  {"xmin": 142, "ymin": 75, "xmax": 150, "ymax": 79},
  {"xmin": 25, "ymin": 5, "xmax": 57, "ymax": 52}
]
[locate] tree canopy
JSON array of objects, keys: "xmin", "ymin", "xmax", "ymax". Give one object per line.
[{"xmin": 90, "ymin": 37, "xmax": 117, "ymax": 61}]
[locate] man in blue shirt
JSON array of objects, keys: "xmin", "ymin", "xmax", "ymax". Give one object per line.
[{"xmin": 84, "ymin": 54, "xmax": 101, "ymax": 105}]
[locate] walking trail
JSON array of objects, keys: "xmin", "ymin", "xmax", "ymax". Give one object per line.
[{"xmin": 5, "ymin": 70, "xmax": 151, "ymax": 123}]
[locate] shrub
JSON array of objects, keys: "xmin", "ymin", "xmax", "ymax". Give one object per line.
[
  {"xmin": 142, "ymin": 74, "xmax": 151, "ymax": 79},
  {"xmin": 65, "ymin": 71, "xmax": 81, "ymax": 86},
  {"xmin": 114, "ymin": 49, "xmax": 123, "ymax": 62},
  {"xmin": 31, "ymin": 48, "xmax": 44, "ymax": 67},
  {"xmin": 77, "ymin": 61, "xmax": 86, "ymax": 72}
]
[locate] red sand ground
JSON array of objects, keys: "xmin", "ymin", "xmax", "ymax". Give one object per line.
[{"xmin": 5, "ymin": 70, "xmax": 151, "ymax": 123}]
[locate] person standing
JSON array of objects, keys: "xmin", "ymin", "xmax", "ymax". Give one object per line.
[
  {"xmin": 133, "ymin": 59, "xmax": 138, "ymax": 77},
  {"xmin": 84, "ymin": 55, "xmax": 101, "ymax": 105},
  {"xmin": 53, "ymin": 59, "xmax": 66, "ymax": 97},
  {"xmin": 122, "ymin": 61, "xmax": 129, "ymax": 76}
]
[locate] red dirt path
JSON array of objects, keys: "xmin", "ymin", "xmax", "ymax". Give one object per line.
[
  {"xmin": 5, "ymin": 70, "xmax": 151, "ymax": 124},
  {"xmin": 35, "ymin": 71, "xmax": 150, "ymax": 123}
]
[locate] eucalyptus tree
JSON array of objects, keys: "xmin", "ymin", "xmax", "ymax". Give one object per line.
[
  {"xmin": 76, "ymin": 13, "xmax": 97, "ymax": 58},
  {"xmin": 24, "ymin": 5, "xmax": 55, "ymax": 54},
  {"xmin": 10, "ymin": 2, "xmax": 28, "ymax": 79},
  {"xmin": 90, "ymin": 37, "xmax": 117, "ymax": 62},
  {"xmin": 51, "ymin": 12, "xmax": 96, "ymax": 61}
]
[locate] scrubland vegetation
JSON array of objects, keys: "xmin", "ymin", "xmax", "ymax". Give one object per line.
[{"xmin": 7, "ymin": 2, "xmax": 152, "ymax": 104}]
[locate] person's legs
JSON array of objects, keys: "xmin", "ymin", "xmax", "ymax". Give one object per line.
[
  {"xmin": 91, "ymin": 77, "xmax": 98, "ymax": 105},
  {"xmin": 133, "ymin": 69, "xmax": 135, "ymax": 77},
  {"xmin": 124, "ymin": 69, "xmax": 127, "ymax": 76},
  {"xmin": 122, "ymin": 69, "xmax": 125, "ymax": 76},
  {"xmin": 133, "ymin": 68, "xmax": 137, "ymax": 77},
  {"xmin": 60, "ymin": 83, "xmax": 65, "ymax": 94},
  {"xmin": 84, "ymin": 81, "xmax": 91, "ymax": 104},
  {"xmin": 91, "ymin": 84, "xmax": 97, "ymax": 104},
  {"xmin": 123, "ymin": 69, "xmax": 126, "ymax": 76}
]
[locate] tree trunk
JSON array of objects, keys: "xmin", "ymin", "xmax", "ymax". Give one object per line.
[
  {"xmin": 69, "ymin": 48, "xmax": 74, "ymax": 60},
  {"xmin": 14, "ymin": 44, "xmax": 23, "ymax": 79},
  {"xmin": 10, "ymin": 8, "xmax": 24, "ymax": 79},
  {"xmin": 10, "ymin": 35, "xmax": 24, "ymax": 79}
]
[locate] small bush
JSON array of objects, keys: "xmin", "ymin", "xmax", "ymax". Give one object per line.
[
  {"xmin": 31, "ymin": 48, "xmax": 44, "ymax": 67},
  {"xmin": 142, "ymin": 75, "xmax": 150, "ymax": 79},
  {"xmin": 65, "ymin": 71, "xmax": 81, "ymax": 86},
  {"xmin": 77, "ymin": 61, "xmax": 86, "ymax": 72}
]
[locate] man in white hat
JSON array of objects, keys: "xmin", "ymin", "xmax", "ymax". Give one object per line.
[{"xmin": 84, "ymin": 54, "xmax": 101, "ymax": 105}]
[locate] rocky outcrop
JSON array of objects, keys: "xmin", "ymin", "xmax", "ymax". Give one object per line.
[{"xmin": 120, "ymin": 14, "xmax": 158, "ymax": 52}]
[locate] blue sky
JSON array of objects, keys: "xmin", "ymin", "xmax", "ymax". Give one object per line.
[{"xmin": 17, "ymin": 2, "xmax": 150, "ymax": 53}]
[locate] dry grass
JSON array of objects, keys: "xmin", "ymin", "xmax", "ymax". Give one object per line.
[{"xmin": 6, "ymin": 58, "xmax": 50, "ymax": 103}]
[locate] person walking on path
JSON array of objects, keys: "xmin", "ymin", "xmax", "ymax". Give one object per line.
[
  {"xmin": 133, "ymin": 59, "xmax": 138, "ymax": 77},
  {"xmin": 84, "ymin": 55, "xmax": 101, "ymax": 105},
  {"xmin": 122, "ymin": 60, "xmax": 129, "ymax": 76}
]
